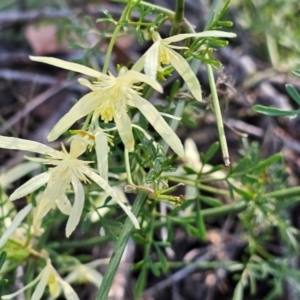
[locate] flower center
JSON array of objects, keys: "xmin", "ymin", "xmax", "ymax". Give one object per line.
[
  {"xmin": 159, "ymin": 44, "xmax": 171, "ymax": 65},
  {"xmin": 44, "ymin": 152, "xmax": 92, "ymax": 184},
  {"xmin": 93, "ymin": 80, "xmax": 133, "ymax": 122}
]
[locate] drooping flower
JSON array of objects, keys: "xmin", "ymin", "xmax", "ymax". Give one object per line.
[
  {"xmin": 0, "ymin": 135, "xmax": 139, "ymax": 237},
  {"xmin": 29, "ymin": 56, "xmax": 184, "ymax": 157},
  {"xmin": 63, "ymin": 258, "xmax": 109, "ymax": 288},
  {"xmin": 132, "ymin": 30, "xmax": 237, "ymax": 101},
  {"xmin": 2, "ymin": 260, "xmax": 79, "ymax": 300}
]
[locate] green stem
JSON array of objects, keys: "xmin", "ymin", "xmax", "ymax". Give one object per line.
[
  {"xmin": 206, "ymin": 60, "xmax": 230, "ymax": 166},
  {"xmin": 175, "ymin": 201, "xmax": 247, "ymax": 220},
  {"xmin": 118, "ymin": 0, "xmax": 174, "ymax": 18},
  {"xmin": 163, "ymin": 175, "xmax": 230, "ymax": 196},
  {"xmin": 153, "ymin": 201, "xmax": 247, "ymax": 227},
  {"xmin": 96, "ymin": 192, "xmax": 147, "ymax": 300},
  {"xmin": 48, "ymin": 236, "xmax": 110, "ymax": 250},
  {"xmin": 264, "ymin": 186, "xmax": 300, "ymax": 199},
  {"xmin": 170, "ymin": 0, "xmax": 185, "ymax": 35},
  {"xmin": 125, "ymin": 149, "xmax": 134, "ymax": 185},
  {"xmin": 174, "ymin": 0, "xmax": 185, "ymax": 23},
  {"xmin": 180, "ymin": 20, "xmax": 230, "ymax": 166},
  {"xmin": 201, "ymin": 201, "xmax": 246, "ymax": 217},
  {"xmin": 102, "ymin": 3, "xmax": 131, "ymax": 74},
  {"xmin": 135, "ymin": 203, "xmax": 155, "ymax": 297}
]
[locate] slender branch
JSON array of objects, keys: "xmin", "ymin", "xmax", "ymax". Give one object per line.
[
  {"xmin": 102, "ymin": 3, "xmax": 131, "ymax": 73},
  {"xmin": 125, "ymin": 149, "xmax": 134, "ymax": 185},
  {"xmin": 121, "ymin": 0, "xmax": 175, "ymax": 18},
  {"xmin": 170, "ymin": 0, "xmax": 185, "ymax": 35},
  {"xmin": 264, "ymin": 186, "xmax": 300, "ymax": 199},
  {"xmin": 206, "ymin": 60, "xmax": 230, "ymax": 166},
  {"xmin": 96, "ymin": 192, "xmax": 147, "ymax": 300}
]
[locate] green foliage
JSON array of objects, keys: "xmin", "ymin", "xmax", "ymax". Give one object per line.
[
  {"xmin": 1, "ymin": 0, "xmax": 299, "ymax": 299},
  {"xmin": 231, "ymin": 0, "xmax": 300, "ymax": 66},
  {"xmin": 253, "ymin": 69, "xmax": 300, "ymax": 117}
]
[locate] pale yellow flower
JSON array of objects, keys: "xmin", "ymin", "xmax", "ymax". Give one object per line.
[
  {"xmin": 30, "ymin": 56, "xmax": 184, "ymax": 157},
  {"xmin": 63, "ymin": 258, "xmax": 109, "ymax": 288},
  {"xmin": 0, "ymin": 135, "xmax": 139, "ymax": 237},
  {"xmin": 132, "ymin": 30, "xmax": 237, "ymax": 101},
  {"xmin": 2, "ymin": 260, "xmax": 79, "ymax": 300}
]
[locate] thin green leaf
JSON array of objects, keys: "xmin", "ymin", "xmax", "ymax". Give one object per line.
[
  {"xmin": 102, "ymin": 10, "xmax": 114, "ymax": 20},
  {"xmin": 134, "ymin": 266, "xmax": 147, "ymax": 298},
  {"xmin": 231, "ymin": 157, "xmax": 251, "ymax": 174},
  {"xmin": 252, "ymin": 105, "xmax": 300, "ymax": 117},
  {"xmin": 286, "ymin": 84, "xmax": 300, "ymax": 106},
  {"xmin": 168, "ymin": 79, "xmax": 181, "ymax": 101},
  {"xmin": 202, "ymin": 141, "xmax": 220, "ymax": 164},
  {"xmin": 292, "ymin": 70, "xmax": 300, "ymax": 77},
  {"xmin": 149, "ymin": 260, "xmax": 161, "ymax": 277},
  {"xmin": 154, "ymin": 245, "xmax": 169, "ymax": 273},
  {"xmin": 133, "ymin": 234, "xmax": 148, "ymax": 245},
  {"xmin": 196, "ymin": 199, "xmax": 206, "ymax": 240},
  {"xmin": 81, "ymin": 213, "xmax": 93, "ymax": 233},
  {"xmin": 183, "ymin": 165, "xmax": 198, "ymax": 175},
  {"xmin": 0, "ymin": 251, "xmax": 7, "ymax": 270},
  {"xmin": 0, "ymin": 279, "xmax": 8, "ymax": 287},
  {"xmin": 199, "ymin": 195, "xmax": 222, "ymax": 207},
  {"xmin": 228, "ymin": 182, "xmax": 254, "ymax": 201},
  {"xmin": 201, "ymin": 165, "xmax": 224, "ymax": 176},
  {"xmin": 246, "ymin": 153, "xmax": 282, "ymax": 174},
  {"xmin": 153, "ymin": 241, "xmax": 171, "ymax": 247},
  {"xmin": 216, "ymin": 21, "xmax": 233, "ymax": 27},
  {"xmin": 233, "ymin": 280, "xmax": 245, "ymax": 300}
]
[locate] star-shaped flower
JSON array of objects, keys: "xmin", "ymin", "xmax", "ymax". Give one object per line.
[
  {"xmin": 2, "ymin": 260, "xmax": 79, "ymax": 300},
  {"xmin": 0, "ymin": 135, "xmax": 139, "ymax": 237},
  {"xmin": 132, "ymin": 30, "xmax": 237, "ymax": 101},
  {"xmin": 30, "ymin": 56, "xmax": 184, "ymax": 157}
]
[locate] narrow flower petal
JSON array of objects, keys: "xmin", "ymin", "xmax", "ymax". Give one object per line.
[
  {"xmin": 56, "ymin": 194, "xmax": 72, "ymax": 215},
  {"xmin": 95, "ymin": 129, "xmax": 108, "ymax": 181},
  {"xmin": 78, "ymin": 78, "xmax": 94, "ymax": 90},
  {"xmin": 184, "ymin": 138, "xmax": 201, "ymax": 169},
  {"xmin": 129, "ymin": 95, "xmax": 184, "ymax": 157},
  {"xmin": 47, "ymin": 92, "xmax": 101, "ymax": 142},
  {"xmin": 163, "ymin": 30, "xmax": 237, "ymax": 44},
  {"xmin": 159, "ymin": 112, "xmax": 181, "ymax": 120},
  {"xmin": 66, "ymin": 176, "xmax": 85, "ymax": 237},
  {"xmin": 30, "ymin": 56, "xmax": 105, "ymax": 79},
  {"xmin": 144, "ymin": 41, "xmax": 160, "ymax": 79},
  {"xmin": 81, "ymin": 268, "xmax": 103, "ymax": 287},
  {"xmin": 115, "ymin": 113, "xmax": 134, "ymax": 152},
  {"xmin": 0, "ymin": 136, "xmax": 56, "ymax": 155},
  {"xmin": 0, "ymin": 162, "xmax": 40, "ymax": 189},
  {"xmin": 124, "ymin": 70, "xmax": 163, "ymax": 93},
  {"xmin": 0, "ymin": 203, "xmax": 33, "ymax": 248},
  {"xmin": 10, "ymin": 172, "xmax": 50, "ymax": 201},
  {"xmin": 168, "ymin": 48, "xmax": 202, "ymax": 101},
  {"xmin": 31, "ymin": 265, "xmax": 50, "ymax": 300},
  {"xmin": 131, "ymin": 55, "xmax": 146, "ymax": 73},
  {"xmin": 1, "ymin": 267, "xmax": 42, "ymax": 299},
  {"xmin": 132, "ymin": 124, "xmax": 156, "ymax": 142},
  {"xmin": 85, "ymin": 170, "xmax": 140, "ymax": 229},
  {"xmin": 36, "ymin": 177, "xmax": 67, "ymax": 219},
  {"xmin": 59, "ymin": 279, "xmax": 80, "ymax": 300}
]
